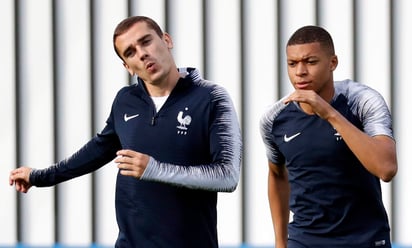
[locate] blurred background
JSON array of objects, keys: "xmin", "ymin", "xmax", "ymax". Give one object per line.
[{"xmin": 1, "ymin": 0, "xmax": 411, "ymax": 247}]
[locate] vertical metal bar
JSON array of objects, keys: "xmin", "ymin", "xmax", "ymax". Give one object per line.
[
  {"xmin": 388, "ymin": 0, "xmax": 396, "ymax": 242},
  {"xmin": 89, "ymin": 0, "xmax": 97, "ymax": 243},
  {"xmin": 277, "ymin": 0, "xmax": 283, "ymax": 100},
  {"xmin": 239, "ymin": 0, "xmax": 247, "ymax": 244},
  {"xmin": 315, "ymin": 0, "xmax": 320, "ymax": 26},
  {"xmin": 202, "ymin": 0, "xmax": 208, "ymax": 79},
  {"xmin": 352, "ymin": 0, "xmax": 358, "ymax": 81},
  {"xmin": 51, "ymin": 0, "xmax": 60, "ymax": 243},
  {"xmin": 14, "ymin": 0, "xmax": 22, "ymax": 243},
  {"xmin": 165, "ymin": 0, "xmax": 170, "ymax": 35}
]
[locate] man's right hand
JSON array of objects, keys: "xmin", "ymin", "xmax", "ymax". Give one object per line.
[{"xmin": 9, "ymin": 167, "xmax": 33, "ymax": 193}]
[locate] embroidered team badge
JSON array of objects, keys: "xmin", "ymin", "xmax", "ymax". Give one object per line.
[
  {"xmin": 334, "ymin": 130, "xmax": 342, "ymax": 141},
  {"xmin": 176, "ymin": 107, "xmax": 192, "ymax": 135}
]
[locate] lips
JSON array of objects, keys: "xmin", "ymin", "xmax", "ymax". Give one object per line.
[
  {"xmin": 295, "ymin": 81, "xmax": 310, "ymax": 89},
  {"xmin": 145, "ymin": 62, "xmax": 155, "ymax": 70}
]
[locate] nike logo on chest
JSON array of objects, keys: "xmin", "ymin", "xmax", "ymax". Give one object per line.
[
  {"xmin": 124, "ymin": 113, "xmax": 139, "ymax": 122},
  {"xmin": 284, "ymin": 132, "xmax": 301, "ymax": 142}
]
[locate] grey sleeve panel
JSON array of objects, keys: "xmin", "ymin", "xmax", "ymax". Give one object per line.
[{"xmin": 141, "ymin": 85, "xmax": 242, "ymax": 192}]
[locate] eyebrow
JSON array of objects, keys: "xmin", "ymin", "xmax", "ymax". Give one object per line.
[{"xmin": 288, "ymin": 55, "xmax": 318, "ymax": 62}]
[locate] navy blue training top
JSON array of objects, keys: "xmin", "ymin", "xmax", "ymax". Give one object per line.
[
  {"xmin": 30, "ymin": 67, "xmax": 242, "ymax": 248},
  {"xmin": 260, "ymin": 80, "xmax": 393, "ymax": 248}
]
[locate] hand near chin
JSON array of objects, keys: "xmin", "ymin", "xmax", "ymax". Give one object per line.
[{"xmin": 284, "ymin": 89, "xmax": 335, "ymax": 119}]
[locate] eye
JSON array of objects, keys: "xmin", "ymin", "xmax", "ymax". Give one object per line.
[
  {"xmin": 141, "ymin": 38, "xmax": 152, "ymax": 46},
  {"xmin": 123, "ymin": 47, "xmax": 137, "ymax": 58},
  {"xmin": 306, "ymin": 58, "xmax": 318, "ymax": 65},
  {"xmin": 288, "ymin": 61, "xmax": 296, "ymax": 67},
  {"xmin": 125, "ymin": 50, "xmax": 136, "ymax": 58},
  {"xmin": 305, "ymin": 60, "xmax": 315, "ymax": 65}
]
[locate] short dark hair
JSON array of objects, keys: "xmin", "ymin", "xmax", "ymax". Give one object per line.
[
  {"xmin": 287, "ymin": 25, "xmax": 335, "ymax": 55},
  {"xmin": 113, "ymin": 16, "xmax": 164, "ymax": 59}
]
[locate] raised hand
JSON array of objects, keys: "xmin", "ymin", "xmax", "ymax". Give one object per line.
[{"xmin": 9, "ymin": 167, "xmax": 32, "ymax": 193}]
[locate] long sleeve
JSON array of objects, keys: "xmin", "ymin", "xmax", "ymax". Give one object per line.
[{"xmin": 30, "ymin": 124, "xmax": 121, "ymax": 187}]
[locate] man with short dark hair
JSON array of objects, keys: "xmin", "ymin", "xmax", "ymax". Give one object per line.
[{"xmin": 260, "ymin": 25, "xmax": 397, "ymax": 248}]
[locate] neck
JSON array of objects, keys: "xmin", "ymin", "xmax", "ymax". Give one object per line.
[{"xmin": 145, "ymin": 68, "xmax": 180, "ymax": 97}]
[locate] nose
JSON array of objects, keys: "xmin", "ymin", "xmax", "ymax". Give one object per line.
[
  {"xmin": 140, "ymin": 53, "xmax": 149, "ymax": 61},
  {"xmin": 296, "ymin": 62, "xmax": 307, "ymax": 76},
  {"xmin": 136, "ymin": 46, "xmax": 148, "ymax": 61}
]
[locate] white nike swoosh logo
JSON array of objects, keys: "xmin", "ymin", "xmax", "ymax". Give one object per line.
[
  {"xmin": 124, "ymin": 113, "xmax": 139, "ymax": 122},
  {"xmin": 284, "ymin": 132, "xmax": 301, "ymax": 142}
]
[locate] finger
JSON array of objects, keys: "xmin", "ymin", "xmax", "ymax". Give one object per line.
[
  {"xmin": 283, "ymin": 98, "xmax": 291, "ymax": 104},
  {"xmin": 9, "ymin": 173, "xmax": 15, "ymax": 185},
  {"xmin": 115, "ymin": 156, "xmax": 132, "ymax": 165},
  {"xmin": 117, "ymin": 163, "xmax": 127, "ymax": 170},
  {"xmin": 114, "ymin": 155, "xmax": 123, "ymax": 163},
  {"xmin": 116, "ymin": 149, "xmax": 131, "ymax": 157},
  {"xmin": 117, "ymin": 149, "xmax": 138, "ymax": 157},
  {"xmin": 9, "ymin": 169, "xmax": 18, "ymax": 178},
  {"xmin": 18, "ymin": 186, "xmax": 27, "ymax": 193},
  {"xmin": 18, "ymin": 181, "xmax": 30, "ymax": 193},
  {"xmin": 21, "ymin": 185, "xmax": 29, "ymax": 193},
  {"xmin": 9, "ymin": 174, "xmax": 18, "ymax": 182},
  {"xmin": 10, "ymin": 170, "xmax": 23, "ymax": 181},
  {"xmin": 15, "ymin": 183, "xmax": 22, "ymax": 192}
]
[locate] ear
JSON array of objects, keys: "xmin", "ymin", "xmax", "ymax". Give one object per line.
[
  {"xmin": 123, "ymin": 62, "xmax": 134, "ymax": 76},
  {"xmin": 330, "ymin": 55, "xmax": 338, "ymax": 71},
  {"xmin": 163, "ymin": 33, "xmax": 174, "ymax": 49}
]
